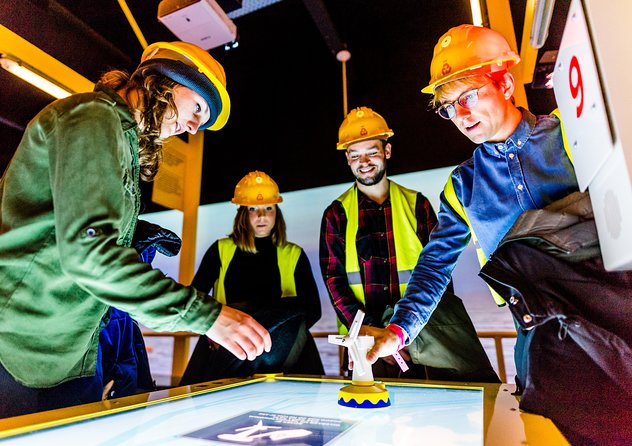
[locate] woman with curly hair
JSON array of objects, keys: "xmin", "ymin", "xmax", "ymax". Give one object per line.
[{"xmin": 0, "ymin": 42, "xmax": 270, "ymax": 418}]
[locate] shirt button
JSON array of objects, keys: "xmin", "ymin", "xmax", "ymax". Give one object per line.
[
  {"xmin": 383, "ymin": 286, "xmax": 389, "ymax": 291},
  {"xmin": 517, "ymin": 184, "xmax": 524, "ymax": 191},
  {"xmin": 517, "ymin": 140, "xmax": 522, "ymax": 146},
  {"xmin": 508, "ymin": 153, "xmax": 515, "ymax": 159}
]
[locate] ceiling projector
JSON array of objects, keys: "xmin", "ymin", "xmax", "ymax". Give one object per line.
[{"xmin": 158, "ymin": 0, "xmax": 237, "ymax": 50}]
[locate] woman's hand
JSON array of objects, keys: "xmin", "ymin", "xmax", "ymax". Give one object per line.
[{"xmin": 205, "ymin": 306, "xmax": 272, "ymax": 360}]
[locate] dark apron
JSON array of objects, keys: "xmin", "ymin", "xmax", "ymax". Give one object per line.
[{"xmin": 180, "ymin": 305, "xmax": 323, "ymax": 385}]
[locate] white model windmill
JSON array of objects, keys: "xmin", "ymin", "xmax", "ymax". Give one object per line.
[
  {"xmin": 328, "ymin": 309, "xmax": 375, "ymax": 383},
  {"xmin": 328, "ymin": 310, "xmax": 391, "ymax": 408}
]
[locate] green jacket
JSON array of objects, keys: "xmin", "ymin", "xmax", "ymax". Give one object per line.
[{"xmin": 0, "ymin": 84, "xmax": 220, "ymax": 388}]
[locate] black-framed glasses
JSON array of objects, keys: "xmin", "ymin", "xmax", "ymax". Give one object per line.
[{"xmin": 435, "ymin": 83, "xmax": 492, "ymax": 120}]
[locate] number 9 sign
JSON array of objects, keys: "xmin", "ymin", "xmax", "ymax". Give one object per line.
[
  {"xmin": 553, "ymin": 0, "xmax": 614, "ymax": 191},
  {"xmin": 569, "ymin": 55, "xmax": 584, "ymax": 118}
]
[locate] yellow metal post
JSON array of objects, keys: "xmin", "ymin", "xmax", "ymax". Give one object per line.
[
  {"xmin": 342, "ymin": 59, "xmax": 348, "ymax": 117},
  {"xmin": 152, "ymin": 132, "xmax": 205, "ymax": 384},
  {"xmin": 336, "ymin": 50, "xmax": 351, "ymax": 118},
  {"xmin": 178, "ymin": 131, "xmax": 204, "ymax": 286},
  {"xmin": 484, "ymin": 0, "xmax": 529, "ymax": 108},
  {"xmin": 116, "ymin": 0, "xmax": 149, "ymax": 50},
  {"xmin": 152, "ymin": 132, "xmax": 204, "ymax": 285},
  {"xmin": 519, "ymin": 0, "xmax": 539, "ymax": 85}
]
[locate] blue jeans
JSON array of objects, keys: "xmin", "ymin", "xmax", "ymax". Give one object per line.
[{"xmin": 0, "ymin": 354, "xmax": 103, "ymax": 419}]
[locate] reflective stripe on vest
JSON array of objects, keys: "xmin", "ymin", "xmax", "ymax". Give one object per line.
[
  {"xmin": 213, "ymin": 238, "xmax": 302, "ymax": 304},
  {"xmin": 443, "ymin": 175, "xmax": 506, "ymax": 306},
  {"xmin": 443, "ymin": 110, "xmax": 573, "ymax": 306},
  {"xmin": 336, "ymin": 181, "xmax": 422, "ymax": 333},
  {"xmin": 550, "ymin": 108, "xmax": 573, "ymax": 164}
]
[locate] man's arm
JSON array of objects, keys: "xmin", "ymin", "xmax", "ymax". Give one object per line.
[
  {"xmin": 369, "ymin": 187, "xmax": 473, "ymax": 361},
  {"xmin": 319, "ymin": 201, "xmax": 362, "ymax": 330},
  {"xmin": 415, "ymin": 191, "xmax": 455, "ymax": 295},
  {"xmin": 415, "ymin": 192, "xmax": 438, "ymax": 246},
  {"xmin": 364, "ymin": 192, "xmax": 439, "ymax": 364}
]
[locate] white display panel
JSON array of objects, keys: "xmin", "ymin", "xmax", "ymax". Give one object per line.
[
  {"xmin": 553, "ymin": 0, "xmax": 613, "ymax": 191},
  {"xmin": 588, "ymin": 144, "xmax": 632, "ymax": 270},
  {"xmin": 0, "ymin": 380, "xmax": 484, "ymax": 446},
  {"xmin": 554, "ymin": 0, "xmax": 632, "ymax": 270}
]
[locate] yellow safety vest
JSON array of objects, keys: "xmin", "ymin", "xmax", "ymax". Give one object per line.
[
  {"xmin": 442, "ymin": 109, "xmax": 573, "ymax": 306},
  {"xmin": 213, "ymin": 238, "xmax": 302, "ymax": 304},
  {"xmin": 336, "ymin": 181, "xmax": 422, "ymax": 334}
]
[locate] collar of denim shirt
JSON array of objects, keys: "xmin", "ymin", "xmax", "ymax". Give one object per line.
[{"xmin": 480, "ymin": 107, "xmax": 537, "ymax": 157}]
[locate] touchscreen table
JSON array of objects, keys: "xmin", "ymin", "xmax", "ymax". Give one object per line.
[{"xmin": 0, "ymin": 375, "xmax": 568, "ymax": 445}]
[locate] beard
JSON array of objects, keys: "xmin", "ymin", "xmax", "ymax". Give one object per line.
[{"xmin": 355, "ymin": 165, "xmax": 386, "ymax": 186}]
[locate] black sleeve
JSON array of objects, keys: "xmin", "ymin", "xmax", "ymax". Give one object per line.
[
  {"xmin": 415, "ymin": 192, "xmax": 438, "ymax": 246},
  {"xmin": 282, "ymin": 250, "xmax": 322, "ymax": 329},
  {"xmin": 191, "ymin": 241, "xmax": 221, "ymax": 295}
]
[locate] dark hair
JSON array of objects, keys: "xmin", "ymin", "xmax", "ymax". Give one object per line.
[
  {"xmin": 229, "ymin": 205, "xmax": 287, "ymax": 253},
  {"xmin": 100, "ymin": 68, "xmax": 179, "ymax": 181}
]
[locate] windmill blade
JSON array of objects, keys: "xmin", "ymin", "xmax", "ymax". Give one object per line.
[
  {"xmin": 348, "ymin": 309, "xmax": 364, "ymax": 340},
  {"xmin": 328, "ymin": 334, "xmax": 347, "ymax": 346}
]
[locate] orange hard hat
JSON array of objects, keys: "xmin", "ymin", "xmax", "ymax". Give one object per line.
[
  {"xmin": 138, "ymin": 41, "xmax": 230, "ymax": 130},
  {"xmin": 337, "ymin": 107, "xmax": 394, "ymax": 150},
  {"xmin": 422, "ymin": 24, "xmax": 520, "ymax": 94},
  {"xmin": 231, "ymin": 171, "xmax": 283, "ymax": 206}
]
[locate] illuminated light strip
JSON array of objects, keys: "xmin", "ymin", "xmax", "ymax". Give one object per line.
[
  {"xmin": 0, "ymin": 25, "xmax": 94, "ymax": 100},
  {"xmin": 0, "ymin": 54, "xmax": 72, "ymax": 99},
  {"xmin": 470, "ymin": 0, "xmax": 484, "ymax": 26}
]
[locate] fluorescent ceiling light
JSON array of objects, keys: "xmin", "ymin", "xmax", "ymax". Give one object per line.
[
  {"xmin": 530, "ymin": 0, "xmax": 556, "ymax": 48},
  {"xmin": 470, "ymin": 0, "xmax": 483, "ymax": 26},
  {"xmin": 0, "ymin": 54, "xmax": 73, "ymax": 99}
]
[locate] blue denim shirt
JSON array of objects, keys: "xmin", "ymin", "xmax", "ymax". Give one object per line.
[{"xmin": 391, "ymin": 108, "xmax": 579, "ymax": 341}]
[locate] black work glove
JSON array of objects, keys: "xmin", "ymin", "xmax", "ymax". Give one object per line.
[{"xmin": 132, "ymin": 220, "xmax": 182, "ymax": 263}]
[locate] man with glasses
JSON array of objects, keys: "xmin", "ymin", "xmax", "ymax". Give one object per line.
[
  {"xmin": 320, "ymin": 107, "xmax": 498, "ymax": 382},
  {"xmin": 365, "ymin": 24, "xmax": 632, "ymax": 444},
  {"xmin": 366, "ymin": 24, "xmax": 579, "ymax": 380}
]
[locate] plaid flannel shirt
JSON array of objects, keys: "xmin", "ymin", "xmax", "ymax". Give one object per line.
[{"xmin": 319, "ymin": 188, "xmax": 436, "ymax": 329}]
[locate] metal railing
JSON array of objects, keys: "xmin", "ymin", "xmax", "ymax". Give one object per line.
[
  {"xmin": 142, "ymin": 331, "xmax": 197, "ymax": 386},
  {"xmin": 475, "ymin": 331, "xmax": 517, "ymax": 383},
  {"xmin": 142, "ymin": 330, "xmax": 517, "ymax": 385}
]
